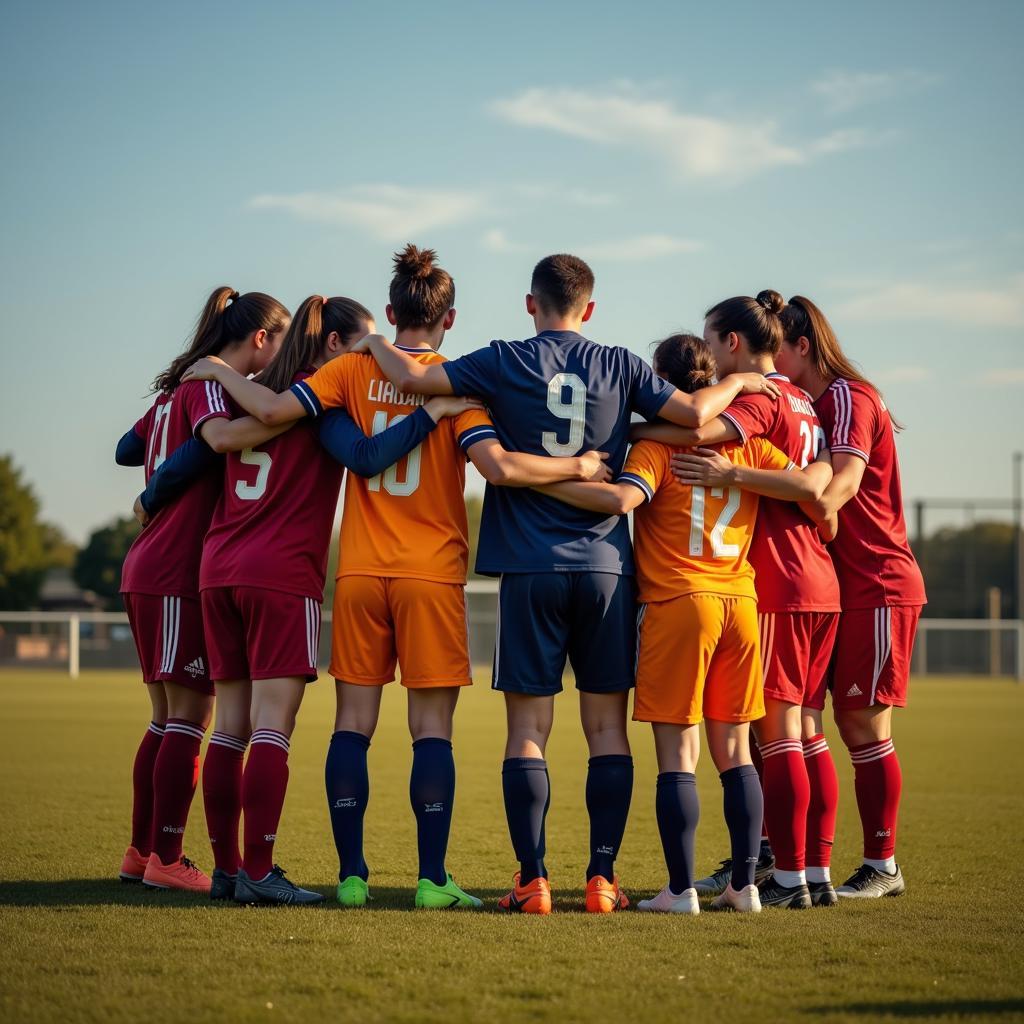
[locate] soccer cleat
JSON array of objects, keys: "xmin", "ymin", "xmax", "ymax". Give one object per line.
[
  {"xmin": 585, "ymin": 874, "xmax": 629, "ymax": 913},
  {"xmin": 693, "ymin": 851, "xmax": 775, "ymax": 896},
  {"xmin": 142, "ymin": 853, "xmax": 212, "ymax": 893},
  {"xmin": 757, "ymin": 877, "xmax": 812, "ymax": 909},
  {"xmin": 210, "ymin": 868, "xmax": 238, "ymax": 901},
  {"xmin": 710, "ymin": 883, "xmax": 762, "ymax": 913},
  {"xmin": 234, "ymin": 865, "xmax": 325, "ymax": 906},
  {"xmin": 808, "ymin": 880, "xmax": 838, "ymax": 907},
  {"xmin": 836, "ymin": 863, "xmax": 905, "ymax": 899},
  {"xmin": 637, "ymin": 885, "xmax": 699, "ymax": 915},
  {"xmin": 415, "ymin": 874, "xmax": 483, "ymax": 909},
  {"xmin": 337, "ymin": 875, "xmax": 370, "ymax": 908},
  {"xmin": 119, "ymin": 845, "xmax": 149, "ymax": 883},
  {"xmin": 497, "ymin": 872, "xmax": 552, "ymax": 915}
]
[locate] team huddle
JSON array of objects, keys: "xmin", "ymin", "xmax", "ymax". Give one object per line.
[{"xmin": 115, "ymin": 248, "xmax": 925, "ymax": 913}]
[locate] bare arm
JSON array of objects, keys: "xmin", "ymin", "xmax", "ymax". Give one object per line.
[
  {"xmin": 198, "ymin": 416, "xmax": 293, "ymax": 453},
  {"xmin": 468, "ymin": 440, "xmax": 610, "ymax": 487},
  {"xmin": 655, "ymin": 374, "xmax": 780, "ymax": 429},
  {"xmin": 182, "ymin": 357, "xmax": 308, "ymax": 426},
  {"xmin": 672, "ymin": 447, "xmax": 833, "ymax": 502},
  {"xmin": 534, "ymin": 480, "xmax": 646, "ymax": 516},
  {"xmin": 361, "ymin": 335, "xmax": 453, "ymax": 395},
  {"xmin": 629, "ymin": 417, "xmax": 739, "ymax": 447},
  {"xmin": 804, "ymin": 452, "xmax": 866, "ymax": 519}
]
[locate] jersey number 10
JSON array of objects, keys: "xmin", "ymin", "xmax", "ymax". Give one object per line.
[{"xmin": 368, "ymin": 411, "xmax": 422, "ymax": 497}]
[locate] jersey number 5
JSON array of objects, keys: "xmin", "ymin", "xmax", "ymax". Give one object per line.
[
  {"xmin": 236, "ymin": 447, "xmax": 272, "ymax": 501},
  {"xmin": 542, "ymin": 373, "xmax": 586, "ymax": 457}
]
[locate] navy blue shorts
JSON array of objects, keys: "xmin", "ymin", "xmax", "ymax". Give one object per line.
[{"xmin": 492, "ymin": 572, "xmax": 637, "ymax": 696}]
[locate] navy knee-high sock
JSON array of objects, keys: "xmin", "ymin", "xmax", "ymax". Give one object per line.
[
  {"xmin": 410, "ymin": 737, "xmax": 455, "ymax": 886},
  {"xmin": 325, "ymin": 730, "xmax": 370, "ymax": 882},
  {"xmin": 655, "ymin": 771, "xmax": 700, "ymax": 894},
  {"xmin": 585, "ymin": 754, "xmax": 634, "ymax": 881},
  {"xmin": 721, "ymin": 764, "xmax": 763, "ymax": 891},
  {"xmin": 501, "ymin": 757, "xmax": 549, "ymax": 884}
]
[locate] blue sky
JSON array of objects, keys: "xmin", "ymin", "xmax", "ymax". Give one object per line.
[{"xmin": 1, "ymin": 0, "xmax": 1021, "ymax": 542}]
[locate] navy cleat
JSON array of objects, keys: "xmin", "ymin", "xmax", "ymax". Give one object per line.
[
  {"xmin": 210, "ymin": 868, "xmax": 238, "ymax": 901},
  {"xmin": 234, "ymin": 865, "xmax": 325, "ymax": 906}
]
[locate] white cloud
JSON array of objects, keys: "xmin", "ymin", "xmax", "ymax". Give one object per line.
[
  {"xmin": 489, "ymin": 84, "xmax": 866, "ymax": 182},
  {"xmin": 249, "ymin": 185, "xmax": 486, "ymax": 241},
  {"xmin": 481, "ymin": 228, "xmax": 527, "ymax": 253},
  {"xmin": 812, "ymin": 70, "xmax": 939, "ymax": 114},
  {"xmin": 580, "ymin": 234, "xmax": 703, "ymax": 262},
  {"xmin": 976, "ymin": 368, "xmax": 1024, "ymax": 386}
]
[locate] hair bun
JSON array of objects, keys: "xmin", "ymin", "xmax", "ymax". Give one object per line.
[
  {"xmin": 756, "ymin": 289, "xmax": 785, "ymax": 315},
  {"xmin": 393, "ymin": 243, "xmax": 437, "ymax": 281}
]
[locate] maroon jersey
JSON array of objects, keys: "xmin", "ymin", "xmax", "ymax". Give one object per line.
[
  {"xmin": 200, "ymin": 370, "xmax": 344, "ymax": 601},
  {"xmin": 719, "ymin": 374, "xmax": 841, "ymax": 612},
  {"xmin": 814, "ymin": 378, "xmax": 926, "ymax": 610},
  {"xmin": 121, "ymin": 380, "xmax": 231, "ymax": 597}
]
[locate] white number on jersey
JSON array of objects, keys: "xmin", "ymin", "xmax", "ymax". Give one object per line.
[
  {"xmin": 367, "ymin": 411, "xmax": 422, "ymax": 497},
  {"xmin": 235, "ymin": 447, "xmax": 272, "ymax": 501},
  {"xmin": 542, "ymin": 373, "xmax": 587, "ymax": 457},
  {"xmin": 150, "ymin": 402, "xmax": 174, "ymax": 472},
  {"xmin": 688, "ymin": 485, "xmax": 741, "ymax": 558},
  {"xmin": 798, "ymin": 420, "xmax": 826, "ymax": 469}
]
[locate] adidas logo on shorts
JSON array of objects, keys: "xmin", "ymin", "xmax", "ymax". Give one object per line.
[
  {"xmin": 846, "ymin": 683, "xmax": 863, "ymax": 697},
  {"xmin": 184, "ymin": 657, "xmax": 205, "ymax": 678}
]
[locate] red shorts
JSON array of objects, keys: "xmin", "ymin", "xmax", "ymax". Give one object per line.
[
  {"xmin": 201, "ymin": 586, "xmax": 321, "ymax": 683},
  {"xmin": 123, "ymin": 593, "xmax": 213, "ymax": 695},
  {"xmin": 759, "ymin": 611, "xmax": 839, "ymax": 710},
  {"xmin": 830, "ymin": 606, "xmax": 922, "ymax": 710}
]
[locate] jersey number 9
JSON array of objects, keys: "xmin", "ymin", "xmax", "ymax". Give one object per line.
[{"xmin": 542, "ymin": 373, "xmax": 586, "ymax": 457}]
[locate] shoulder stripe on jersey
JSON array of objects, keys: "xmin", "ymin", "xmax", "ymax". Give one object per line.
[
  {"xmin": 204, "ymin": 380, "xmax": 226, "ymax": 415},
  {"xmin": 831, "ymin": 444, "xmax": 870, "ymax": 464},
  {"xmin": 831, "ymin": 378, "xmax": 852, "ymax": 446},
  {"xmin": 617, "ymin": 472, "xmax": 654, "ymax": 502},
  {"xmin": 290, "ymin": 380, "xmax": 322, "ymax": 418},
  {"xmin": 719, "ymin": 410, "xmax": 747, "ymax": 443},
  {"xmin": 458, "ymin": 425, "xmax": 498, "ymax": 451}
]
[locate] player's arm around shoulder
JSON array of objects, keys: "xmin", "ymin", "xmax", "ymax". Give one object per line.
[
  {"xmin": 468, "ymin": 438, "xmax": 610, "ymax": 488},
  {"xmin": 181, "ymin": 357, "xmax": 307, "ymax": 427},
  {"xmin": 360, "ymin": 334, "xmax": 454, "ymax": 395},
  {"xmin": 537, "ymin": 438, "xmax": 661, "ymax": 514}
]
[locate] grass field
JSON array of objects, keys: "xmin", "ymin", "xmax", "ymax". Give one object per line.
[{"xmin": 1, "ymin": 670, "xmax": 1023, "ymax": 1024}]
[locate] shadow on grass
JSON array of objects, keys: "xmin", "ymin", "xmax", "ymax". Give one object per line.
[{"xmin": 802, "ymin": 1000, "xmax": 1024, "ymax": 1018}]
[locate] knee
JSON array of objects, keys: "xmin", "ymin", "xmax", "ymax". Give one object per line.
[{"xmin": 834, "ymin": 709, "xmax": 877, "ymax": 748}]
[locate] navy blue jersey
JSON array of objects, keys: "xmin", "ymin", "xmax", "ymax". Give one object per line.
[{"xmin": 443, "ymin": 330, "xmax": 675, "ymax": 574}]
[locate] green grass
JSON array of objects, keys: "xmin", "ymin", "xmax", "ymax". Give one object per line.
[{"xmin": 1, "ymin": 671, "xmax": 1023, "ymax": 1024}]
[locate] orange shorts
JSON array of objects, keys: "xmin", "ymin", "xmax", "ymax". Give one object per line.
[
  {"xmin": 330, "ymin": 575, "xmax": 472, "ymax": 688},
  {"xmin": 634, "ymin": 593, "xmax": 764, "ymax": 726}
]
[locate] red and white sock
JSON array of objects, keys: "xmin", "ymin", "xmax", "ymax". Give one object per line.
[
  {"xmin": 803, "ymin": 733, "xmax": 839, "ymax": 883},
  {"xmin": 150, "ymin": 718, "xmax": 205, "ymax": 864},
  {"xmin": 202, "ymin": 732, "xmax": 248, "ymax": 874},
  {"xmin": 130, "ymin": 721, "xmax": 164, "ymax": 855},
  {"xmin": 849, "ymin": 738, "xmax": 901, "ymax": 871},
  {"xmin": 241, "ymin": 729, "xmax": 290, "ymax": 881},
  {"xmin": 759, "ymin": 737, "xmax": 809, "ymax": 886}
]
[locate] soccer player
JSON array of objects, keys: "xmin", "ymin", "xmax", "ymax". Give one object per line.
[
  {"xmin": 116, "ymin": 286, "xmax": 289, "ymax": 892},
  {"xmin": 773, "ymin": 295, "xmax": 926, "ymax": 898},
  {"xmin": 182, "ymin": 246, "xmax": 604, "ymax": 909},
  {"xmin": 357, "ymin": 254, "xmax": 782, "ymax": 913},
  {"xmin": 632, "ymin": 291, "xmax": 842, "ymax": 908},
  {"xmin": 538, "ymin": 334, "xmax": 832, "ymax": 914}
]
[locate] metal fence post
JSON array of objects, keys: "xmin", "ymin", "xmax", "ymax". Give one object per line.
[{"xmin": 69, "ymin": 614, "xmax": 80, "ymax": 679}]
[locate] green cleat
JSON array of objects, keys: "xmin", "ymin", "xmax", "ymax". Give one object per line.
[
  {"xmin": 415, "ymin": 874, "xmax": 483, "ymax": 909},
  {"xmin": 336, "ymin": 875, "xmax": 370, "ymax": 908}
]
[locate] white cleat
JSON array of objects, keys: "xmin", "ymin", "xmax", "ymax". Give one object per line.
[
  {"xmin": 637, "ymin": 885, "xmax": 700, "ymax": 915},
  {"xmin": 710, "ymin": 883, "xmax": 762, "ymax": 913}
]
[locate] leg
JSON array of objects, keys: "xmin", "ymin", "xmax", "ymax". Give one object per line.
[
  {"xmin": 707, "ymin": 719, "xmax": 762, "ymax": 894},
  {"xmin": 802, "ymin": 705, "xmax": 839, "ymax": 888},
  {"xmin": 128, "ymin": 683, "xmax": 167, "ymax": 859},
  {"xmin": 652, "ymin": 723, "xmax": 701, "ymax": 895},
  {"xmin": 202, "ymin": 679, "xmax": 251, "ymax": 875}
]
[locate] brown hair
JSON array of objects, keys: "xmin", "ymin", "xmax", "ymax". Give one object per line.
[
  {"xmin": 651, "ymin": 333, "xmax": 717, "ymax": 394},
  {"xmin": 530, "ymin": 254, "xmax": 594, "ymax": 317},
  {"xmin": 257, "ymin": 295, "xmax": 373, "ymax": 393},
  {"xmin": 778, "ymin": 294, "xmax": 901, "ymax": 429},
  {"xmin": 153, "ymin": 286, "xmax": 290, "ymax": 395},
  {"xmin": 704, "ymin": 289, "xmax": 784, "ymax": 356},
  {"xmin": 388, "ymin": 244, "xmax": 455, "ymax": 330}
]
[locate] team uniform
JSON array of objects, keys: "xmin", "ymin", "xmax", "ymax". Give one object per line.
[{"xmin": 442, "ymin": 331, "xmax": 675, "ymax": 694}]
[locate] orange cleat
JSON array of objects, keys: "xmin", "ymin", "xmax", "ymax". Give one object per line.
[
  {"xmin": 585, "ymin": 874, "xmax": 629, "ymax": 913},
  {"xmin": 119, "ymin": 845, "xmax": 149, "ymax": 883},
  {"xmin": 142, "ymin": 853, "xmax": 212, "ymax": 894},
  {"xmin": 497, "ymin": 872, "xmax": 552, "ymax": 915}
]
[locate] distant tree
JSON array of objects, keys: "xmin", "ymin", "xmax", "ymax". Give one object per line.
[
  {"xmin": 40, "ymin": 522, "xmax": 77, "ymax": 569},
  {"xmin": 73, "ymin": 516, "xmax": 141, "ymax": 610},
  {"xmin": 0, "ymin": 455, "xmax": 55, "ymax": 609}
]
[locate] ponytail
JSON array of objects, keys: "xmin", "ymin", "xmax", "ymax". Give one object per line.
[
  {"xmin": 651, "ymin": 333, "xmax": 717, "ymax": 394},
  {"xmin": 153, "ymin": 286, "xmax": 290, "ymax": 395}
]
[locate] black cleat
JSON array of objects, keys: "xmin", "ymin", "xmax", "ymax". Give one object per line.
[
  {"xmin": 808, "ymin": 880, "xmax": 838, "ymax": 907},
  {"xmin": 210, "ymin": 868, "xmax": 238, "ymax": 901},
  {"xmin": 836, "ymin": 863, "xmax": 905, "ymax": 899},
  {"xmin": 694, "ymin": 851, "xmax": 775, "ymax": 896},
  {"xmin": 234, "ymin": 865, "xmax": 325, "ymax": 906},
  {"xmin": 757, "ymin": 877, "xmax": 812, "ymax": 909}
]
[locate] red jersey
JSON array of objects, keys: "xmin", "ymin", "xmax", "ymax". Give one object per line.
[
  {"xmin": 814, "ymin": 378, "xmax": 926, "ymax": 610},
  {"xmin": 121, "ymin": 380, "xmax": 231, "ymax": 597},
  {"xmin": 200, "ymin": 370, "xmax": 344, "ymax": 601},
  {"xmin": 719, "ymin": 374, "xmax": 841, "ymax": 613}
]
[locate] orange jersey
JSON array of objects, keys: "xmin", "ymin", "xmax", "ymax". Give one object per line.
[
  {"xmin": 619, "ymin": 438, "xmax": 793, "ymax": 603},
  {"xmin": 297, "ymin": 347, "xmax": 497, "ymax": 583}
]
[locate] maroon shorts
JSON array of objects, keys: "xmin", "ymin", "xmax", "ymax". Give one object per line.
[
  {"xmin": 201, "ymin": 586, "xmax": 321, "ymax": 683},
  {"xmin": 123, "ymin": 593, "xmax": 214, "ymax": 695},
  {"xmin": 759, "ymin": 611, "xmax": 839, "ymax": 710},
  {"xmin": 830, "ymin": 605, "xmax": 922, "ymax": 710}
]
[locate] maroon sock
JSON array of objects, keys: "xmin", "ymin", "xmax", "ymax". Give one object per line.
[
  {"xmin": 202, "ymin": 732, "xmax": 247, "ymax": 874},
  {"xmin": 150, "ymin": 718, "xmax": 205, "ymax": 864},
  {"xmin": 759, "ymin": 739, "xmax": 810, "ymax": 872},
  {"xmin": 850, "ymin": 739, "xmax": 901, "ymax": 860},
  {"xmin": 130, "ymin": 722, "xmax": 165, "ymax": 854},
  {"xmin": 241, "ymin": 730, "xmax": 290, "ymax": 880},
  {"xmin": 803, "ymin": 734, "xmax": 839, "ymax": 868},
  {"xmin": 750, "ymin": 738, "xmax": 769, "ymax": 843}
]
